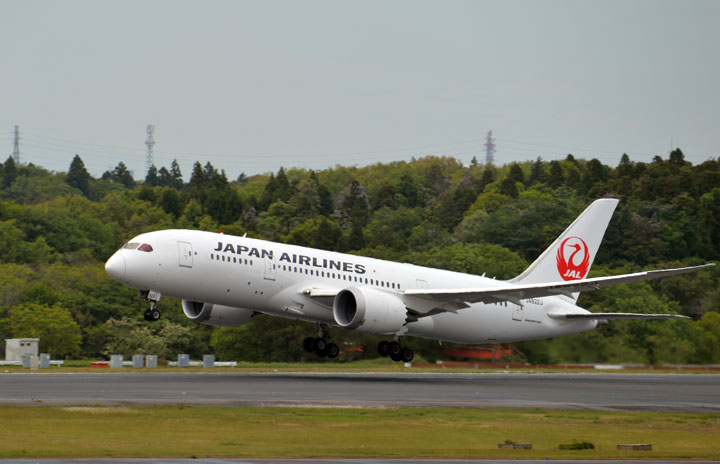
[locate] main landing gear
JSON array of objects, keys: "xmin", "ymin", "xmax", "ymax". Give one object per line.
[
  {"xmin": 140, "ymin": 290, "xmax": 162, "ymax": 322},
  {"xmin": 378, "ymin": 339, "xmax": 414, "ymax": 363},
  {"xmin": 303, "ymin": 324, "xmax": 340, "ymax": 359}
]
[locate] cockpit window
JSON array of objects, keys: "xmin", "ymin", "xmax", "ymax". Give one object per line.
[
  {"xmin": 123, "ymin": 242, "xmax": 140, "ymax": 250},
  {"xmin": 138, "ymin": 243, "xmax": 154, "ymax": 252}
]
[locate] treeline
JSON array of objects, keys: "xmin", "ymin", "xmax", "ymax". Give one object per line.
[{"xmin": 0, "ymin": 149, "xmax": 718, "ymax": 364}]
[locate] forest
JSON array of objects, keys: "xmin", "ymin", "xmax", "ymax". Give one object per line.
[{"xmin": 0, "ymin": 149, "xmax": 718, "ymax": 364}]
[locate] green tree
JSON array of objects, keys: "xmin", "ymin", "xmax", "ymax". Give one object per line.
[
  {"xmin": 169, "ymin": 159, "xmax": 184, "ymax": 189},
  {"xmin": 509, "ymin": 163, "xmax": 525, "ymax": 184},
  {"xmin": 286, "ymin": 216, "xmax": 342, "ymax": 251},
  {"xmin": 547, "ymin": 161, "xmax": 564, "ymax": 189},
  {"xmin": 696, "ymin": 312, "xmax": 720, "ymax": 363},
  {"xmin": 210, "ymin": 316, "xmax": 313, "ymax": 362},
  {"xmin": 528, "ymin": 157, "xmax": 547, "ymax": 185},
  {"xmin": 274, "ymin": 167, "xmax": 293, "ymax": 202},
  {"xmin": 103, "ymin": 317, "xmax": 192, "ymax": 359},
  {"xmin": 0, "ymin": 219, "xmax": 55, "ymax": 264},
  {"xmin": 498, "ymin": 175, "xmax": 519, "ymax": 198},
  {"xmin": 144, "ymin": 164, "xmax": 159, "ymax": 186},
  {"xmin": 1, "ymin": 156, "xmax": 18, "ymax": 189},
  {"xmin": 479, "ymin": 168, "xmax": 494, "ymax": 192},
  {"xmin": 158, "ymin": 187, "xmax": 183, "ymax": 217},
  {"xmin": 6, "ymin": 303, "xmax": 82, "ymax": 357},
  {"xmin": 66, "ymin": 155, "xmax": 91, "ymax": 196},
  {"xmin": 103, "ymin": 162, "xmax": 135, "ymax": 188},
  {"xmin": 157, "ymin": 166, "xmax": 172, "ymax": 187}
]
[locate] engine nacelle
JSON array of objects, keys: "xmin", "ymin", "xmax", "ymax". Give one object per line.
[
  {"xmin": 181, "ymin": 300, "xmax": 254, "ymax": 327},
  {"xmin": 333, "ymin": 287, "xmax": 407, "ymax": 334}
]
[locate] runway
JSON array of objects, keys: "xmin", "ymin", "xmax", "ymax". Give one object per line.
[{"xmin": 0, "ymin": 372, "xmax": 718, "ymax": 412}]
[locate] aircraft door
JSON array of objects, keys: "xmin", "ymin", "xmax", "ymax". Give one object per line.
[
  {"xmin": 512, "ymin": 303, "xmax": 523, "ymax": 321},
  {"xmin": 178, "ymin": 241, "xmax": 193, "ymax": 268},
  {"xmin": 264, "ymin": 256, "xmax": 276, "ymax": 281}
]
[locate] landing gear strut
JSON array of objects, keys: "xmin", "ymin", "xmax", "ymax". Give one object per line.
[
  {"xmin": 378, "ymin": 338, "xmax": 414, "ymax": 362},
  {"xmin": 303, "ymin": 324, "xmax": 339, "ymax": 359},
  {"xmin": 140, "ymin": 290, "xmax": 162, "ymax": 322}
]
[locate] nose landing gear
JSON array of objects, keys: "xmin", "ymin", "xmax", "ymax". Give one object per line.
[
  {"xmin": 144, "ymin": 302, "xmax": 161, "ymax": 322},
  {"xmin": 303, "ymin": 324, "xmax": 339, "ymax": 359},
  {"xmin": 140, "ymin": 290, "xmax": 162, "ymax": 322},
  {"xmin": 378, "ymin": 338, "xmax": 414, "ymax": 362}
]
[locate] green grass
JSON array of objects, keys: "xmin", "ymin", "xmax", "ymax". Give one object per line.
[{"xmin": 0, "ymin": 406, "xmax": 718, "ymax": 459}]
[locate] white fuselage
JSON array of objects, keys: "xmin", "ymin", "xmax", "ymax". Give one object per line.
[{"xmin": 107, "ymin": 229, "xmax": 597, "ymax": 344}]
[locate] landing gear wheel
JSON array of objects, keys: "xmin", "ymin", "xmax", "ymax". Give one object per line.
[
  {"xmin": 316, "ymin": 346, "xmax": 328, "ymax": 357},
  {"xmin": 149, "ymin": 308, "xmax": 161, "ymax": 321},
  {"xmin": 315, "ymin": 338, "xmax": 327, "ymax": 351},
  {"xmin": 303, "ymin": 337, "xmax": 317, "ymax": 353},
  {"xmin": 377, "ymin": 340, "xmax": 390, "ymax": 357},
  {"xmin": 389, "ymin": 341, "xmax": 402, "ymax": 357},
  {"xmin": 401, "ymin": 347, "xmax": 414, "ymax": 363},
  {"xmin": 327, "ymin": 343, "xmax": 340, "ymax": 359}
]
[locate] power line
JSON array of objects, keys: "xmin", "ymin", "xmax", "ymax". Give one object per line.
[{"xmin": 12, "ymin": 129, "xmax": 703, "ymax": 176}]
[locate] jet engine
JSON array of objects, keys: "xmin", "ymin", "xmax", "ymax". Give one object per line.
[
  {"xmin": 181, "ymin": 300, "xmax": 254, "ymax": 327},
  {"xmin": 333, "ymin": 287, "xmax": 407, "ymax": 334}
]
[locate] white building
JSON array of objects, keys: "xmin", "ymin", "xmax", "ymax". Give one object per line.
[{"xmin": 5, "ymin": 338, "xmax": 39, "ymax": 361}]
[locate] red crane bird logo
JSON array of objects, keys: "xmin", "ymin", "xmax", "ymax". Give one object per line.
[{"xmin": 556, "ymin": 236, "xmax": 590, "ymax": 281}]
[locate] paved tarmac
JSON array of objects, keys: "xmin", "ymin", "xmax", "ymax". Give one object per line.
[{"xmin": 0, "ymin": 372, "xmax": 718, "ymax": 411}]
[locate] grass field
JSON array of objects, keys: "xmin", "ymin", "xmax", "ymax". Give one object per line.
[{"xmin": 0, "ymin": 405, "xmax": 718, "ymax": 459}]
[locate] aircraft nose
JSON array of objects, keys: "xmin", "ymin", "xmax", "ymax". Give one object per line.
[{"xmin": 105, "ymin": 252, "xmax": 126, "ymax": 280}]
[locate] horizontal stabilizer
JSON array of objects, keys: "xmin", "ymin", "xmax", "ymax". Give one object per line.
[{"xmin": 548, "ymin": 312, "xmax": 690, "ymax": 320}]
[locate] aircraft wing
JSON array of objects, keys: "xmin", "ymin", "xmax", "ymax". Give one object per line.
[
  {"xmin": 547, "ymin": 312, "xmax": 689, "ymax": 320},
  {"xmin": 402, "ymin": 263, "xmax": 714, "ymax": 315}
]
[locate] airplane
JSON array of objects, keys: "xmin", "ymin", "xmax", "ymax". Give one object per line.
[{"xmin": 105, "ymin": 199, "xmax": 714, "ymax": 362}]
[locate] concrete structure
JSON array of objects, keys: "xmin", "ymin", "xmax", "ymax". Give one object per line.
[
  {"xmin": 203, "ymin": 355, "xmax": 215, "ymax": 368},
  {"xmin": 178, "ymin": 354, "xmax": 190, "ymax": 368},
  {"xmin": 132, "ymin": 355, "xmax": 144, "ymax": 369},
  {"xmin": 22, "ymin": 353, "xmax": 39, "ymax": 369},
  {"xmin": 145, "ymin": 355, "xmax": 158, "ymax": 368},
  {"xmin": 110, "ymin": 354, "xmax": 123, "ymax": 368},
  {"xmin": 39, "ymin": 353, "xmax": 50, "ymax": 369},
  {"xmin": 617, "ymin": 444, "xmax": 652, "ymax": 450},
  {"xmin": 5, "ymin": 338, "xmax": 39, "ymax": 361}
]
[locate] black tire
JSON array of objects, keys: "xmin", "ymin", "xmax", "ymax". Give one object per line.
[
  {"xmin": 390, "ymin": 351, "xmax": 402, "ymax": 362},
  {"xmin": 401, "ymin": 347, "xmax": 414, "ymax": 363},
  {"xmin": 303, "ymin": 337, "xmax": 316, "ymax": 352},
  {"xmin": 327, "ymin": 343, "xmax": 340, "ymax": 359},
  {"xmin": 316, "ymin": 346, "xmax": 328, "ymax": 358},
  {"xmin": 150, "ymin": 309, "xmax": 161, "ymax": 321},
  {"xmin": 377, "ymin": 340, "xmax": 390, "ymax": 357},
  {"xmin": 143, "ymin": 311, "xmax": 151, "ymax": 321},
  {"xmin": 389, "ymin": 341, "xmax": 402, "ymax": 357},
  {"xmin": 315, "ymin": 338, "xmax": 327, "ymax": 351}
]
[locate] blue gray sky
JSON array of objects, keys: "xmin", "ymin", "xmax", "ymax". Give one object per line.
[{"xmin": 1, "ymin": 0, "xmax": 718, "ymax": 179}]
